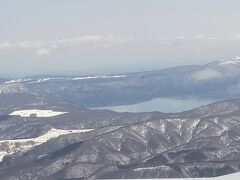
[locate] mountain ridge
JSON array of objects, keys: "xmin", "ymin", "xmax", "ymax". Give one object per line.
[
  {"xmin": 0, "ymin": 57, "xmax": 240, "ymax": 179},
  {"xmin": 1, "ymin": 99, "xmax": 240, "ymax": 179}
]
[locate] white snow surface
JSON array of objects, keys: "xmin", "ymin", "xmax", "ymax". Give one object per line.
[
  {"xmin": 72, "ymin": 75, "xmax": 126, "ymax": 80},
  {"xmin": 4, "ymin": 79, "xmax": 31, "ymax": 84},
  {"xmin": 0, "ymin": 83, "xmax": 29, "ymax": 94},
  {"xmin": 217, "ymin": 56, "xmax": 240, "ymax": 66},
  {"xmin": 158, "ymin": 172, "xmax": 240, "ymax": 179},
  {"xmin": 232, "ymin": 56, "xmax": 240, "ymax": 60},
  {"xmin": 3, "ymin": 75, "xmax": 127, "ymax": 84},
  {"xmin": 29, "ymin": 77, "xmax": 68, "ymax": 83},
  {"xmin": 218, "ymin": 60, "xmax": 240, "ymax": 66},
  {"xmin": 9, "ymin": 109, "xmax": 68, "ymax": 117},
  {"xmin": 0, "ymin": 128, "xmax": 93, "ymax": 161}
]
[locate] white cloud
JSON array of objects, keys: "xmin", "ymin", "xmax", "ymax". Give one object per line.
[
  {"xmin": 36, "ymin": 48, "xmax": 52, "ymax": 56},
  {"xmin": 156, "ymin": 34, "xmax": 240, "ymax": 46},
  {"xmin": 0, "ymin": 42, "xmax": 12, "ymax": 49},
  {"xmin": 191, "ymin": 68, "xmax": 222, "ymax": 81},
  {"xmin": 0, "ymin": 35, "xmax": 132, "ymax": 56},
  {"xmin": 2, "ymin": 34, "xmax": 240, "ymax": 56}
]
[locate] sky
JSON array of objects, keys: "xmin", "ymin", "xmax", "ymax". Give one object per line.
[{"xmin": 1, "ymin": 0, "xmax": 240, "ymax": 77}]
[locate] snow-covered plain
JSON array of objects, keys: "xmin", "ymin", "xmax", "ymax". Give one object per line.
[
  {"xmin": 9, "ymin": 109, "xmax": 68, "ymax": 117},
  {"xmin": 0, "ymin": 128, "xmax": 93, "ymax": 161}
]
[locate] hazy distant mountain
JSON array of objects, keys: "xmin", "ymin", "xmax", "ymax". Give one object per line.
[{"xmin": 1, "ymin": 57, "xmax": 240, "ymax": 108}]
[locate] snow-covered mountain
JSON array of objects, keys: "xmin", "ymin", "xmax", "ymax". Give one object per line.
[
  {"xmin": 1, "ymin": 59, "xmax": 240, "ymax": 178},
  {"xmin": 2, "ymin": 74, "xmax": 127, "ymax": 85},
  {"xmin": 191, "ymin": 56, "xmax": 240, "ymax": 81},
  {"xmin": 1, "ymin": 99, "xmax": 240, "ymax": 179},
  {"xmin": 206, "ymin": 56, "xmax": 240, "ymax": 71},
  {"xmin": 1, "ymin": 57, "xmax": 240, "ymax": 108},
  {"xmin": 0, "ymin": 83, "xmax": 29, "ymax": 94}
]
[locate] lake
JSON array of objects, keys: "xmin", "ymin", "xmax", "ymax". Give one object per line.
[{"xmin": 95, "ymin": 97, "xmax": 216, "ymax": 113}]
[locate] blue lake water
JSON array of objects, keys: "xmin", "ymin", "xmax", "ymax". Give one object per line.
[{"xmin": 96, "ymin": 97, "xmax": 216, "ymax": 113}]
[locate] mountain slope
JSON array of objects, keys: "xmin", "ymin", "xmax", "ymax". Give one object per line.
[
  {"xmin": 1, "ymin": 57, "xmax": 239, "ymax": 108},
  {"xmin": 1, "ymin": 99, "xmax": 240, "ymax": 179}
]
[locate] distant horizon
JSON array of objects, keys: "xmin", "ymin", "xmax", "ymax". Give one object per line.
[
  {"xmin": 0, "ymin": 57, "xmax": 209, "ymax": 78},
  {"xmin": 0, "ymin": 57, "xmax": 201, "ymax": 78},
  {"xmin": 1, "ymin": 55, "xmax": 239, "ymax": 78}
]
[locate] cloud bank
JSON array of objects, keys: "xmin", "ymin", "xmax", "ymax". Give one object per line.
[
  {"xmin": 1, "ymin": 34, "xmax": 240, "ymax": 56},
  {"xmin": 0, "ymin": 35, "xmax": 131, "ymax": 56}
]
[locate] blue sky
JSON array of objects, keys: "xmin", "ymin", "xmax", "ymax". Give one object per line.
[{"xmin": 1, "ymin": 0, "xmax": 240, "ymax": 77}]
